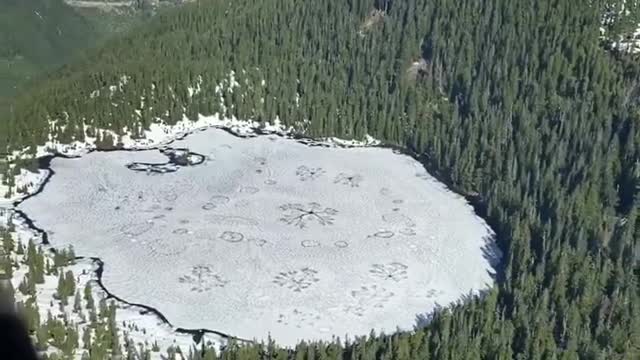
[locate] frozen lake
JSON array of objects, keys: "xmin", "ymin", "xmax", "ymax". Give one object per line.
[{"xmin": 18, "ymin": 128, "xmax": 497, "ymax": 346}]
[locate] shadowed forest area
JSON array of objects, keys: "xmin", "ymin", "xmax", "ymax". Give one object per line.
[
  {"xmin": 0, "ymin": 0, "xmax": 98, "ymax": 99},
  {"xmin": 0, "ymin": 0, "xmax": 151, "ymax": 107}
]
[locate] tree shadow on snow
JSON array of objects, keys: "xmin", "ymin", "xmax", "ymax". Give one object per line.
[
  {"xmin": 481, "ymin": 234, "xmax": 503, "ymax": 281},
  {"xmin": 413, "ymin": 234, "xmax": 503, "ymax": 331}
]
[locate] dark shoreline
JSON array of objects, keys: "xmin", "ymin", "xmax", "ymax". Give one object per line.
[
  {"xmin": 8, "ymin": 129, "xmax": 262, "ymax": 345},
  {"xmin": 7, "ymin": 124, "xmax": 503, "ymax": 346},
  {"xmin": 125, "ymin": 147, "xmax": 206, "ymax": 174},
  {"xmin": 86, "ymin": 256, "xmax": 253, "ymax": 344}
]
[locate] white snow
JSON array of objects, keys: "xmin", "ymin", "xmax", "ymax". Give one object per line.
[
  {"xmin": 610, "ymin": 28, "xmax": 640, "ymax": 53},
  {"xmin": 600, "ymin": 1, "xmax": 640, "ymax": 53},
  {"xmin": 17, "ymin": 128, "xmax": 499, "ymax": 347},
  {"xmin": 7, "ymin": 211, "xmax": 223, "ymax": 359},
  {"xmin": 4, "ymin": 115, "xmax": 283, "ymax": 201},
  {"xmin": 0, "ymin": 168, "xmax": 49, "ymax": 207}
]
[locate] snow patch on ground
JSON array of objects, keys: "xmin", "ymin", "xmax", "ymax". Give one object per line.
[
  {"xmin": 600, "ymin": 1, "xmax": 640, "ymax": 53},
  {"xmin": 0, "ymin": 168, "xmax": 49, "ymax": 207},
  {"xmin": 609, "ymin": 27, "xmax": 640, "ymax": 52}
]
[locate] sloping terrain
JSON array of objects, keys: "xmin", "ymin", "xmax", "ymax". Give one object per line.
[
  {"xmin": 601, "ymin": 0, "xmax": 640, "ymax": 52},
  {"xmin": 1, "ymin": 0, "xmax": 639, "ymax": 358},
  {"xmin": 0, "ymin": 0, "xmax": 170, "ymax": 102},
  {"xmin": 0, "ymin": 0, "xmax": 98, "ymax": 98}
]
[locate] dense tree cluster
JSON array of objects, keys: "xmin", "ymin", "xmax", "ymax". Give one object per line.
[
  {"xmin": 602, "ymin": 0, "xmax": 640, "ymax": 38},
  {"xmin": 1, "ymin": 225, "xmax": 186, "ymax": 359},
  {"xmin": 1, "ymin": 0, "xmax": 639, "ymax": 358},
  {"xmin": 0, "ymin": 0, "xmax": 99, "ymax": 100}
]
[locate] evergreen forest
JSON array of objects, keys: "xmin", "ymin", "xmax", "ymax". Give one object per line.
[
  {"xmin": 0, "ymin": 0, "xmax": 99, "ymax": 100},
  {"xmin": 1, "ymin": 0, "xmax": 639, "ymax": 358}
]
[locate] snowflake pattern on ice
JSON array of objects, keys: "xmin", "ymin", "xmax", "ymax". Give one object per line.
[
  {"xmin": 333, "ymin": 173, "xmax": 363, "ymax": 187},
  {"xmin": 178, "ymin": 265, "xmax": 229, "ymax": 293},
  {"xmin": 369, "ymin": 262, "xmax": 409, "ymax": 282},
  {"xmin": 343, "ymin": 284, "xmax": 395, "ymax": 317},
  {"xmin": 295, "ymin": 165, "xmax": 325, "ymax": 181},
  {"xmin": 273, "ymin": 267, "xmax": 320, "ymax": 292},
  {"xmin": 279, "ymin": 203, "xmax": 338, "ymax": 228}
]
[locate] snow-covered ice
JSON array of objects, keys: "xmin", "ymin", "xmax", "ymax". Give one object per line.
[
  {"xmin": 7, "ymin": 211, "xmax": 221, "ymax": 358},
  {"xmin": 17, "ymin": 128, "xmax": 498, "ymax": 346}
]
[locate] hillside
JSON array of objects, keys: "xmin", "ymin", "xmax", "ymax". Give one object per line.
[
  {"xmin": 0, "ymin": 0, "xmax": 172, "ymax": 101},
  {"xmin": 1, "ymin": 0, "xmax": 640, "ymax": 358},
  {"xmin": 63, "ymin": 0, "xmax": 193, "ymax": 34},
  {"xmin": 0, "ymin": 0, "xmax": 99, "ymax": 98}
]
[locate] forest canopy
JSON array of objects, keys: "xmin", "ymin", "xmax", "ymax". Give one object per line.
[{"xmin": 0, "ymin": 0, "xmax": 98, "ymax": 99}]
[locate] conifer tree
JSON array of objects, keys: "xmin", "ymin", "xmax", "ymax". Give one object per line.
[
  {"xmin": 23, "ymin": 297, "xmax": 40, "ymax": 333},
  {"xmin": 84, "ymin": 282, "xmax": 94, "ymax": 310},
  {"xmin": 73, "ymin": 290, "xmax": 82, "ymax": 313},
  {"xmin": 82, "ymin": 327, "xmax": 91, "ymax": 350},
  {"xmin": 16, "ymin": 241, "xmax": 24, "ymax": 255},
  {"xmin": 36, "ymin": 325, "xmax": 49, "ymax": 351},
  {"xmin": 56, "ymin": 272, "xmax": 67, "ymax": 305},
  {"xmin": 1, "ymin": 227, "xmax": 14, "ymax": 253}
]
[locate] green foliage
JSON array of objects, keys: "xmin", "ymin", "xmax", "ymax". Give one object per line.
[
  {"xmin": 0, "ymin": 0, "xmax": 98, "ymax": 98},
  {"xmin": 601, "ymin": 0, "xmax": 640, "ymax": 38},
  {"xmin": 36, "ymin": 324, "xmax": 49, "ymax": 351},
  {"xmin": 26, "ymin": 240, "xmax": 45, "ymax": 284},
  {"xmin": 18, "ymin": 272, "xmax": 35, "ymax": 296},
  {"xmin": 55, "ymin": 270, "xmax": 75, "ymax": 305},
  {"xmin": 0, "ymin": 276, "xmax": 14, "ymax": 305},
  {"xmin": 82, "ymin": 326, "xmax": 91, "ymax": 350},
  {"xmin": 73, "ymin": 290, "xmax": 82, "ymax": 313},
  {"xmin": 0, "ymin": 234, "xmax": 13, "ymax": 279},
  {"xmin": 1, "ymin": 226, "xmax": 14, "ymax": 253},
  {"xmin": 53, "ymin": 246, "xmax": 76, "ymax": 268},
  {"xmin": 83, "ymin": 281, "xmax": 94, "ymax": 311},
  {"xmin": 17, "ymin": 296, "xmax": 41, "ymax": 334},
  {"xmin": 62, "ymin": 325, "xmax": 79, "ymax": 356}
]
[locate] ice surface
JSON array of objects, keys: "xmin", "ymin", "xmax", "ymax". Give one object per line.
[
  {"xmin": 18, "ymin": 128, "xmax": 498, "ymax": 346},
  {"xmin": 7, "ymin": 212, "xmax": 219, "ymax": 357}
]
